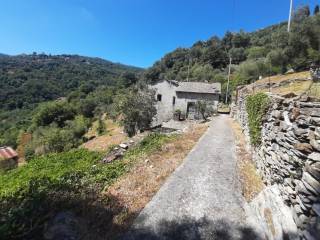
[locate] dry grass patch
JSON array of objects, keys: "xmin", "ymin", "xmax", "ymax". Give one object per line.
[
  {"xmin": 255, "ymin": 71, "xmax": 310, "ymax": 85},
  {"xmin": 246, "ymin": 71, "xmax": 312, "ymax": 96},
  {"xmin": 103, "ymin": 123, "xmax": 209, "ymax": 237},
  {"xmin": 82, "ymin": 119, "xmax": 127, "ymax": 152},
  {"xmin": 271, "ymin": 80, "xmax": 312, "ymax": 96},
  {"xmin": 228, "ymin": 119, "xmax": 264, "ymax": 201},
  {"xmin": 308, "ymin": 82, "xmax": 320, "ymax": 99}
]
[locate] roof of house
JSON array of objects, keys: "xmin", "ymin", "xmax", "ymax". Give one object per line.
[
  {"xmin": 0, "ymin": 147, "xmax": 18, "ymax": 160},
  {"xmin": 176, "ymin": 82, "xmax": 221, "ymax": 94}
]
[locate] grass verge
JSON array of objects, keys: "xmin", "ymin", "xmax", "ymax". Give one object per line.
[{"xmin": 228, "ymin": 119, "xmax": 264, "ymax": 202}]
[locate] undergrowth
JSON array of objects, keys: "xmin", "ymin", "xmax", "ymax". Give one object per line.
[
  {"xmin": 246, "ymin": 93, "xmax": 270, "ymax": 146},
  {"xmin": 0, "ymin": 133, "xmax": 172, "ymax": 239}
]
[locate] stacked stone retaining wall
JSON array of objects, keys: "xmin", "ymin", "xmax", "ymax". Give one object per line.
[{"xmin": 234, "ymin": 90, "xmax": 320, "ymax": 239}]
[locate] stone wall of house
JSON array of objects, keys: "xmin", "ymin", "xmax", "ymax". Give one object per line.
[
  {"xmin": 233, "ymin": 90, "xmax": 320, "ymax": 239},
  {"xmin": 150, "ymin": 81, "xmax": 220, "ymax": 126},
  {"xmin": 150, "ymin": 80, "xmax": 178, "ymax": 126}
]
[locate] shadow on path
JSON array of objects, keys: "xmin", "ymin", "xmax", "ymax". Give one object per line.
[{"xmin": 120, "ymin": 215, "xmax": 262, "ymax": 240}]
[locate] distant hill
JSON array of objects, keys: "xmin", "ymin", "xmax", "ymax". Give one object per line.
[{"xmin": 0, "ymin": 53, "xmax": 143, "ymax": 110}]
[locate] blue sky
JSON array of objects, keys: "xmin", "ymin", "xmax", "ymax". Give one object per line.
[{"xmin": 0, "ymin": 0, "xmax": 318, "ymax": 68}]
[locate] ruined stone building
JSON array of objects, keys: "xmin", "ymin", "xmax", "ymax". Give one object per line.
[{"xmin": 149, "ymin": 80, "xmax": 221, "ymax": 126}]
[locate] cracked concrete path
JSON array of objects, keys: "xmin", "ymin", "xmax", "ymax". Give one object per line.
[{"xmin": 120, "ymin": 115, "xmax": 257, "ymax": 240}]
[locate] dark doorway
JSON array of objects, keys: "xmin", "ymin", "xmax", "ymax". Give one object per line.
[{"xmin": 187, "ymin": 102, "xmax": 196, "ymax": 119}]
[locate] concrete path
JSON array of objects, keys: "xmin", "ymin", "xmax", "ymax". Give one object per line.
[{"xmin": 120, "ymin": 115, "xmax": 258, "ymax": 240}]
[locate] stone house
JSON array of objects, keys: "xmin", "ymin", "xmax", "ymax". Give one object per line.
[{"xmin": 149, "ymin": 80, "xmax": 221, "ymax": 126}]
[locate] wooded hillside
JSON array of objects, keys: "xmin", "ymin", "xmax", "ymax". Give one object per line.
[
  {"xmin": 0, "ymin": 54, "xmax": 142, "ymax": 110},
  {"xmin": 0, "ymin": 54, "xmax": 142, "ymax": 148},
  {"xmin": 144, "ymin": 5, "xmax": 320, "ymax": 97}
]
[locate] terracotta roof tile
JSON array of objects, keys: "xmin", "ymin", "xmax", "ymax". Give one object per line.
[{"xmin": 0, "ymin": 147, "xmax": 18, "ymax": 160}]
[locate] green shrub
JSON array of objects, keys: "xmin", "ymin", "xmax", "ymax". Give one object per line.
[
  {"xmin": 138, "ymin": 133, "xmax": 171, "ymax": 152},
  {"xmin": 66, "ymin": 115, "xmax": 91, "ymax": 138},
  {"xmin": 120, "ymin": 89, "xmax": 156, "ymax": 137},
  {"xmin": 0, "ymin": 133, "xmax": 172, "ymax": 239},
  {"xmin": 97, "ymin": 118, "xmax": 106, "ymax": 136},
  {"xmin": 235, "ymin": 59, "xmax": 269, "ymax": 85},
  {"xmin": 246, "ymin": 46, "xmax": 268, "ymax": 59},
  {"xmin": 78, "ymin": 98, "xmax": 97, "ymax": 118},
  {"xmin": 27, "ymin": 116, "xmax": 90, "ymax": 156},
  {"xmin": 267, "ymin": 49, "xmax": 288, "ymax": 74},
  {"xmin": 246, "ymin": 93, "xmax": 270, "ymax": 145},
  {"xmin": 29, "ymin": 126, "xmax": 78, "ymax": 155},
  {"xmin": 0, "ymin": 149, "xmax": 103, "ymax": 239},
  {"xmin": 32, "ymin": 101, "xmax": 76, "ymax": 127}
]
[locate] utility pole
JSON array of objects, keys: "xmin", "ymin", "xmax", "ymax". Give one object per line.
[
  {"xmin": 288, "ymin": 0, "xmax": 293, "ymax": 32},
  {"xmin": 225, "ymin": 56, "xmax": 232, "ymax": 104}
]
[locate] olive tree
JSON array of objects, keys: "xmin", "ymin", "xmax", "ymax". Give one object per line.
[{"xmin": 120, "ymin": 88, "xmax": 156, "ymax": 137}]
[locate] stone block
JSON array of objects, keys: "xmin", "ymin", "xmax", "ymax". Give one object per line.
[
  {"xmin": 300, "ymin": 108, "xmax": 320, "ymax": 118},
  {"xmin": 315, "ymin": 127, "xmax": 320, "ymax": 139},
  {"xmin": 296, "ymin": 214, "xmax": 309, "ymax": 228},
  {"xmin": 305, "ymin": 163, "xmax": 320, "ymax": 181},
  {"xmin": 292, "ymin": 149, "xmax": 308, "ymax": 159},
  {"xmin": 295, "ymin": 143, "xmax": 313, "ymax": 154},
  {"xmin": 308, "ymin": 152, "xmax": 320, "ymax": 162},
  {"xmin": 293, "ymin": 126, "xmax": 309, "ymax": 139},
  {"xmin": 272, "ymin": 110, "xmax": 281, "ymax": 119},
  {"xmin": 290, "ymin": 107, "xmax": 300, "ymax": 121},
  {"xmin": 271, "ymin": 143, "xmax": 280, "ymax": 151},
  {"xmin": 294, "ymin": 204, "xmax": 303, "ymax": 215},
  {"xmin": 310, "ymin": 117, "xmax": 320, "ymax": 126},
  {"xmin": 302, "ymin": 172, "xmax": 320, "ymax": 194},
  {"xmin": 299, "ymin": 102, "xmax": 320, "ymax": 108},
  {"xmin": 312, "ymin": 204, "xmax": 320, "ymax": 216},
  {"xmin": 302, "ymin": 229, "xmax": 318, "ymax": 240},
  {"xmin": 119, "ymin": 143, "xmax": 129, "ymax": 149},
  {"xmin": 296, "ymin": 195, "xmax": 309, "ymax": 212},
  {"xmin": 302, "ymin": 180, "xmax": 319, "ymax": 196},
  {"xmin": 310, "ymin": 139, "xmax": 320, "ymax": 151},
  {"xmin": 306, "ymin": 194, "xmax": 318, "ymax": 202}
]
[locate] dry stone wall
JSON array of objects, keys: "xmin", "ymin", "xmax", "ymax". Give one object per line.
[{"xmin": 234, "ymin": 90, "xmax": 320, "ymax": 239}]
